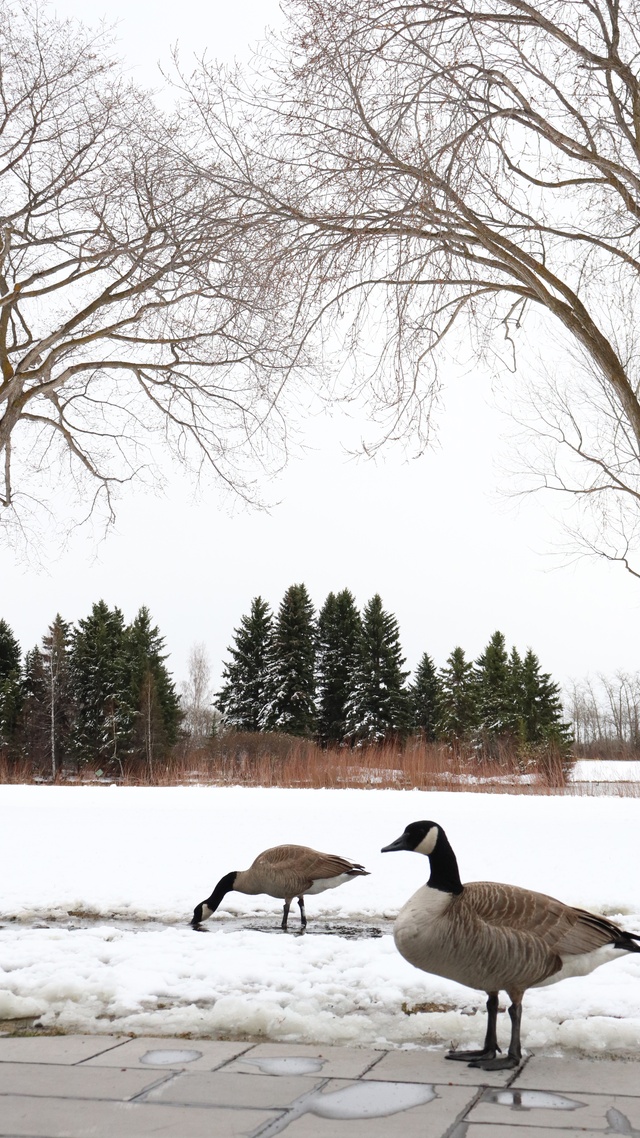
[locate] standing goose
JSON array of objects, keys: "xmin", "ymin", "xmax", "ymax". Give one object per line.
[
  {"xmin": 382, "ymin": 820, "xmax": 640, "ymax": 1070},
  {"xmin": 191, "ymin": 844, "xmax": 369, "ymax": 931}
]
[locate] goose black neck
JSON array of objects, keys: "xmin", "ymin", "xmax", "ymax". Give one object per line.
[
  {"xmin": 427, "ymin": 831, "xmax": 463, "ymax": 895},
  {"xmin": 207, "ymin": 871, "xmax": 237, "ymax": 911}
]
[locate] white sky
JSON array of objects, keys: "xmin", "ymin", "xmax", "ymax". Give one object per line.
[{"xmin": 1, "ymin": 0, "xmax": 639, "ymax": 694}]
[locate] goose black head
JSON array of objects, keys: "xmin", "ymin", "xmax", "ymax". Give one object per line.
[
  {"xmin": 190, "ymin": 871, "xmax": 237, "ymax": 928},
  {"xmin": 381, "ymin": 820, "xmax": 440, "ymax": 857}
]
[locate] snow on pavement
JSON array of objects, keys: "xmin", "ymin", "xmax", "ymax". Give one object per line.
[{"xmin": 1, "ymin": 785, "xmax": 639, "ymax": 1054}]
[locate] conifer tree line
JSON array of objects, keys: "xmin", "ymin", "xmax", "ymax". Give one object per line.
[
  {"xmin": 0, "ymin": 605, "xmax": 180, "ymax": 775},
  {"xmin": 216, "ymin": 586, "xmax": 572, "ymax": 751}
]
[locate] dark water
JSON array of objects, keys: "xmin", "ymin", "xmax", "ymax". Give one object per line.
[{"xmin": 3, "ymin": 914, "xmax": 391, "ymax": 940}]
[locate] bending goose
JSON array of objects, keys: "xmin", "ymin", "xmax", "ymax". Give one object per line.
[
  {"xmin": 191, "ymin": 844, "xmax": 369, "ymax": 931},
  {"xmin": 382, "ymin": 820, "xmax": 640, "ymax": 1070}
]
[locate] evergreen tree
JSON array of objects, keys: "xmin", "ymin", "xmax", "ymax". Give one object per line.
[
  {"xmin": 0, "ymin": 618, "xmax": 22, "ymax": 748},
  {"xmin": 514, "ymin": 649, "xmax": 573, "ymax": 747},
  {"xmin": 41, "ymin": 615, "xmax": 74, "ymax": 777},
  {"xmin": 437, "ymin": 647, "xmax": 478, "ymax": 741},
  {"xmin": 409, "ymin": 652, "xmax": 441, "ymax": 740},
  {"xmin": 261, "ymin": 584, "xmax": 316, "ymax": 736},
  {"xmin": 316, "ymin": 589, "xmax": 362, "ymax": 744},
  {"xmin": 344, "ymin": 594, "xmax": 410, "ymax": 743},
  {"xmin": 216, "ymin": 596, "xmax": 273, "ymax": 730},
  {"xmin": 124, "ymin": 606, "xmax": 181, "ymax": 770},
  {"xmin": 507, "ymin": 646, "xmax": 524, "ymax": 736},
  {"xmin": 69, "ymin": 601, "xmax": 129, "ymax": 768},
  {"xmin": 474, "ymin": 630, "xmax": 514, "ymax": 737},
  {"xmin": 17, "ymin": 647, "xmax": 49, "ymax": 766}
]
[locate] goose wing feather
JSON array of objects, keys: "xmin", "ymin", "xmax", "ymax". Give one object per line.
[
  {"xmin": 252, "ymin": 845, "xmax": 368, "ymax": 879},
  {"xmin": 464, "ymin": 882, "xmax": 625, "ymax": 955}
]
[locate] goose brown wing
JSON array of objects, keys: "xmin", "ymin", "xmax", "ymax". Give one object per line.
[
  {"xmin": 253, "ymin": 845, "xmax": 368, "ymax": 879},
  {"xmin": 463, "ymin": 882, "xmax": 623, "ymax": 955}
]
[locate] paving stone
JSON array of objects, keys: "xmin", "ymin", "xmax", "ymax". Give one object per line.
[
  {"xmin": 463, "ymin": 1127, "xmax": 610, "ymax": 1136},
  {"xmin": 81, "ymin": 1036, "xmax": 253, "ymax": 1071},
  {"xmin": 512, "ymin": 1056, "xmax": 640, "ymax": 1097},
  {"xmin": 226, "ymin": 1043, "xmax": 384, "ymax": 1079},
  {"xmin": 270, "ymin": 1080, "xmax": 477, "ymax": 1138},
  {"xmin": 365, "ymin": 1047, "xmax": 514, "ymax": 1086},
  {"xmin": 146, "ymin": 1070, "xmax": 324, "ymax": 1108},
  {"xmin": 0, "ymin": 1061, "xmax": 164, "ymax": 1100},
  {"xmin": 0, "ymin": 1096, "xmax": 278, "ymax": 1137},
  {"xmin": 0, "ymin": 1035, "xmax": 126, "ymax": 1065},
  {"xmin": 468, "ymin": 1089, "xmax": 640, "ymax": 1131}
]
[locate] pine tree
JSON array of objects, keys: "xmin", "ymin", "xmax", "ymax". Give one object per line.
[
  {"xmin": 41, "ymin": 615, "xmax": 74, "ymax": 777},
  {"xmin": 515, "ymin": 649, "xmax": 572, "ymax": 747},
  {"xmin": 409, "ymin": 652, "xmax": 441, "ymax": 740},
  {"xmin": 437, "ymin": 647, "xmax": 478, "ymax": 741},
  {"xmin": 474, "ymin": 630, "xmax": 514, "ymax": 738},
  {"xmin": 344, "ymin": 594, "xmax": 410, "ymax": 743},
  {"xmin": 316, "ymin": 589, "xmax": 362, "ymax": 744},
  {"xmin": 261, "ymin": 584, "xmax": 316, "ymax": 736},
  {"xmin": 17, "ymin": 647, "xmax": 49, "ymax": 766},
  {"xmin": 124, "ymin": 606, "xmax": 181, "ymax": 771},
  {"xmin": 0, "ymin": 618, "xmax": 22, "ymax": 748},
  {"xmin": 216, "ymin": 596, "xmax": 273, "ymax": 730},
  {"xmin": 69, "ymin": 601, "xmax": 129, "ymax": 769}
]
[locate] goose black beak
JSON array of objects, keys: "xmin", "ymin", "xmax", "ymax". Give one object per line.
[{"xmin": 381, "ymin": 834, "xmax": 411, "ymax": 853}]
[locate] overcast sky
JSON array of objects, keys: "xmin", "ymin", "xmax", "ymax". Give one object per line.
[{"xmin": 1, "ymin": 0, "xmax": 638, "ymax": 695}]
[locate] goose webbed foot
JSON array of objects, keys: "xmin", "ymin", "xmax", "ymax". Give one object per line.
[
  {"xmin": 468, "ymin": 998, "xmax": 523, "ymax": 1070},
  {"xmin": 446, "ymin": 1047, "xmax": 499, "ymax": 1063},
  {"xmin": 467, "ymin": 1053, "xmax": 521, "ymax": 1071},
  {"xmin": 446, "ymin": 993, "xmax": 501, "ymax": 1063}
]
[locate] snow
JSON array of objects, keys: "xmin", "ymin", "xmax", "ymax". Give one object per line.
[
  {"xmin": 1, "ymin": 784, "xmax": 640, "ymax": 1056},
  {"xmin": 571, "ymin": 760, "xmax": 640, "ymax": 783}
]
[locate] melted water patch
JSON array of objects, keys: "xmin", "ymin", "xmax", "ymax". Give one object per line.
[
  {"xmin": 606, "ymin": 1106, "xmax": 640, "ymax": 1136},
  {"xmin": 140, "ymin": 1048, "xmax": 202, "ymax": 1065},
  {"xmin": 483, "ymin": 1089, "xmax": 584, "ymax": 1111},
  {"xmin": 308, "ymin": 1081, "xmax": 436, "ymax": 1119},
  {"xmin": 256, "ymin": 1079, "xmax": 437, "ymax": 1136},
  {"xmin": 245, "ymin": 1056, "xmax": 325, "ymax": 1075}
]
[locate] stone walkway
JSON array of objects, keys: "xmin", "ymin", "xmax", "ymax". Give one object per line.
[{"xmin": 0, "ymin": 1034, "xmax": 639, "ymax": 1136}]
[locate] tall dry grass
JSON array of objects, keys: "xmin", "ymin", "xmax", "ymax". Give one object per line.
[{"xmin": 0, "ymin": 732, "xmax": 591, "ymax": 793}]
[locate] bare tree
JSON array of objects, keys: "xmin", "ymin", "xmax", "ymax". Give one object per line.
[
  {"xmin": 180, "ymin": 642, "xmax": 215, "ymax": 741},
  {"xmin": 183, "ymin": 0, "xmax": 640, "ymax": 572},
  {"xmin": 567, "ymin": 671, "xmax": 640, "ymax": 753},
  {"xmin": 0, "ymin": 2, "xmax": 294, "ymax": 543}
]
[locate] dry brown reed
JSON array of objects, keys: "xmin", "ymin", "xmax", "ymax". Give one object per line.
[{"xmin": 0, "ymin": 732, "xmax": 596, "ymax": 794}]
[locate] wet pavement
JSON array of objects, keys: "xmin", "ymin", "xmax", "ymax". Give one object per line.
[{"xmin": 0, "ymin": 1033, "xmax": 639, "ymax": 1136}]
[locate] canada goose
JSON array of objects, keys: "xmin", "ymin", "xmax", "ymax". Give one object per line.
[
  {"xmin": 382, "ymin": 820, "xmax": 640, "ymax": 1070},
  {"xmin": 191, "ymin": 844, "xmax": 369, "ymax": 931}
]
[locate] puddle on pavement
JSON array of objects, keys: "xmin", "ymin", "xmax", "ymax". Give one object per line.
[
  {"xmin": 607, "ymin": 1107, "xmax": 640, "ymax": 1136},
  {"xmin": 254, "ymin": 1079, "xmax": 437, "ymax": 1136},
  {"xmin": 308, "ymin": 1081, "xmax": 437, "ymax": 1119},
  {"xmin": 140, "ymin": 1049, "xmax": 202, "ymax": 1065},
  {"xmin": 483, "ymin": 1089, "xmax": 584, "ymax": 1111},
  {"xmin": 244, "ymin": 1057, "xmax": 325, "ymax": 1075}
]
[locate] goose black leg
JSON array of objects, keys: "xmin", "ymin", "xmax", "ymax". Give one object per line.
[
  {"xmin": 469, "ymin": 997, "xmax": 523, "ymax": 1071},
  {"xmin": 297, "ymin": 896, "xmax": 307, "ymax": 929},
  {"xmin": 446, "ymin": 992, "xmax": 500, "ymax": 1063},
  {"xmin": 281, "ymin": 901, "xmax": 290, "ymax": 931}
]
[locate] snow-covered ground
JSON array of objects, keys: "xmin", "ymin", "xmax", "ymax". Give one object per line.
[
  {"xmin": 571, "ymin": 759, "xmax": 640, "ymax": 782},
  {"xmin": 1, "ymin": 785, "xmax": 640, "ymax": 1055}
]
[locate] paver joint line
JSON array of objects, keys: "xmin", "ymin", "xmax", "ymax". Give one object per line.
[
  {"xmin": 128, "ymin": 1069, "xmax": 179, "ymax": 1102},
  {"xmin": 440, "ymin": 1084, "xmax": 486, "ymax": 1138}
]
